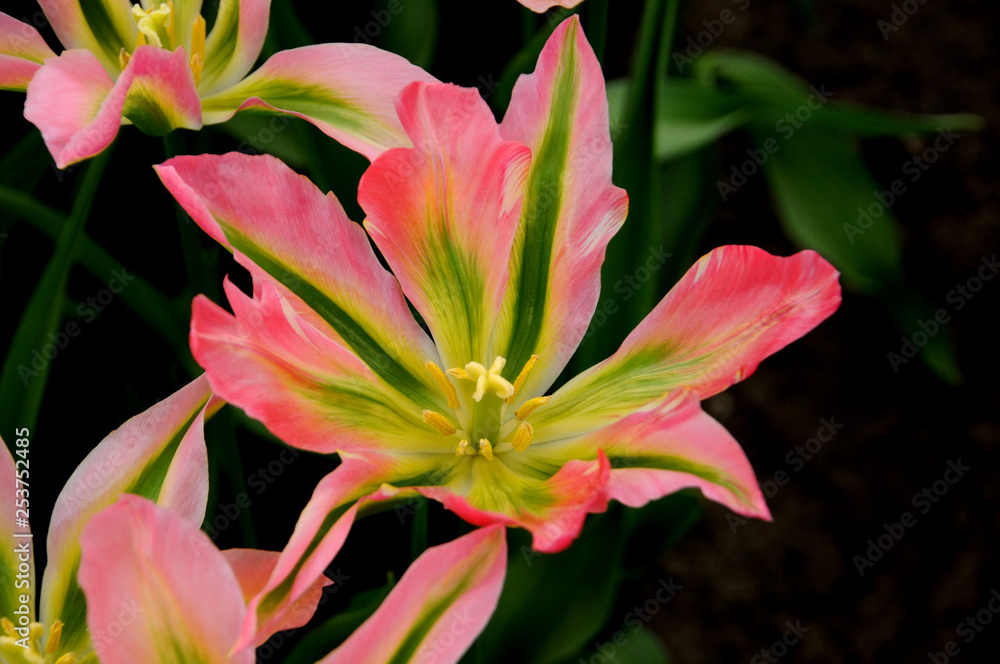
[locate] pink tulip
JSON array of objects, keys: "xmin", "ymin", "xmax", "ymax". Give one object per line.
[
  {"xmin": 1, "ymin": 1, "xmax": 435, "ymax": 168},
  {"xmin": 156, "ymin": 16, "xmax": 841, "ymax": 641}
]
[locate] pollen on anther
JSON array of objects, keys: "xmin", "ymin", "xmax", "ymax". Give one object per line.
[
  {"xmin": 422, "ymin": 410, "xmax": 457, "ymax": 435},
  {"xmin": 478, "ymin": 439, "xmax": 494, "ymax": 461},
  {"xmin": 426, "ymin": 360, "xmax": 460, "ymax": 408},
  {"xmin": 506, "ymin": 354, "xmax": 540, "ymax": 404},
  {"xmin": 515, "ymin": 396, "xmax": 551, "ymax": 420},
  {"xmin": 511, "ymin": 421, "xmax": 534, "ymax": 452}
]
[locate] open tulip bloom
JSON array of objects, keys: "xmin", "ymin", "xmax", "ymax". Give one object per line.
[
  {"xmin": 0, "ymin": 0, "xmax": 434, "ymax": 168},
  {"xmin": 0, "ymin": 375, "xmax": 505, "ymax": 664},
  {"xmin": 155, "ymin": 16, "xmax": 841, "ymax": 643}
]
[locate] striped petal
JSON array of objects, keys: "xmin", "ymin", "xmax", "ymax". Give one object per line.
[
  {"xmin": 79, "ymin": 495, "xmax": 253, "ymax": 664},
  {"xmin": 319, "ymin": 525, "xmax": 507, "ymax": 664},
  {"xmin": 37, "ymin": 0, "xmax": 136, "ymax": 74},
  {"xmin": 155, "ymin": 152, "xmax": 444, "ymax": 410},
  {"xmin": 530, "ymin": 246, "xmax": 841, "ymax": 440},
  {"xmin": 0, "ymin": 12, "xmax": 56, "ymax": 91},
  {"xmin": 39, "ymin": 375, "xmax": 215, "ymax": 660},
  {"xmin": 238, "ymin": 455, "xmax": 397, "ymax": 650},
  {"xmin": 25, "ymin": 46, "xmax": 202, "ymax": 169},
  {"xmin": 492, "ymin": 16, "xmax": 628, "ymax": 405},
  {"xmin": 523, "ymin": 391, "xmax": 770, "ymax": 520},
  {"xmin": 221, "ymin": 549, "xmax": 330, "ymax": 647},
  {"xmin": 0, "ymin": 437, "xmax": 35, "ymax": 625},
  {"xmin": 518, "ymin": 0, "xmax": 585, "ymax": 12},
  {"xmin": 199, "ymin": 0, "xmax": 270, "ymax": 96},
  {"xmin": 360, "ymin": 81, "xmax": 531, "ymax": 369},
  {"xmin": 190, "ymin": 279, "xmax": 447, "ymax": 455},
  {"xmin": 200, "ymin": 43, "xmax": 437, "ymax": 161}
]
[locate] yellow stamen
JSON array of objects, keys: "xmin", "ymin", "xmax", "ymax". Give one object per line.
[
  {"xmin": 55, "ymin": 654, "xmax": 77, "ymax": 664},
  {"xmin": 119, "ymin": 47, "xmax": 131, "ymax": 69},
  {"xmin": 46, "ymin": 620, "xmax": 63, "ymax": 654},
  {"xmin": 478, "ymin": 438, "xmax": 494, "ymax": 461},
  {"xmin": 511, "ymin": 421, "xmax": 534, "ymax": 452},
  {"xmin": 515, "ymin": 396, "xmax": 551, "ymax": 420},
  {"xmin": 426, "ymin": 361, "xmax": 459, "ymax": 409},
  {"xmin": 455, "ymin": 439, "xmax": 473, "ymax": 456},
  {"xmin": 135, "ymin": 30, "xmax": 147, "ymax": 47},
  {"xmin": 506, "ymin": 354, "xmax": 539, "ymax": 403},
  {"xmin": 446, "ymin": 367, "xmax": 469, "ymax": 380},
  {"xmin": 1, "ymin": 617, "xmax": 14, "ymax": 636},
  {"xmin": 190, "ymin": 14, "xmax": 206, "ymax": 85},
  {"xmin": 422, "ymin": 410, "xmax": 457, "ymax": 435},
  {"xmin": 165, "ymin": 0, "xmax": 176, "ymax": 45}
]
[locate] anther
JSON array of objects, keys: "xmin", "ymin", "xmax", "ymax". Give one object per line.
[
  {"xmin": 426, "ymin": 361, "xmax": 459, "ymax": 408},
  {"xmin": 0, "ymin": 617, "xmax": 13, "ymax": 636},
  {"xmin": 455, "ymin": 439, "xmax": 473, "ymax": 456},
  {"xmin": 515, "ymin": 396, "xmax": 551, "ymax": 420},
  {"xmin": 55, "ymin": 654, "xmax": 77, "ymax": 664},
  {"xmin": 422, "ymin": 410, "xmax": 457, "ymax": 435},
  {"xmin": 478, "ymin": 439, "xmax": 494, "ymax": 461},
  {"xmin": 506, "ymin": 354, "xmax": 539, "ymax": 404},
  {"xmin": 46, "ymin": 620, "xmax": 63, "ymax": 654},
  {"xmin": 511, "ymin": 421, "xmax": 534, "ymax": 452}
]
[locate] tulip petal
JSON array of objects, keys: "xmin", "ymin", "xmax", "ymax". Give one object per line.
[
  {"xmin": 531, "ymin": 246, "xmax": 841, "ymax": 439},
  {"xmin": 361, "ymin": 81, "xmax": 531, "ymax": 369},
  {"xmin": 0, "ymin": 438, "xmax": 35, "ymax": 623},
  {"xmin": 238, "ymin": 455, "xmax": 398, "ymax": 649},
  {"xmin": 39, "ymin": 375, "xmax": 214, "ymax": 659},
  {"xmin": 492, "ymin": 16, "xmax": 628, "ymax": 404},
  {"xmin": 318, "ymin": 525, "xmax": 507, "ymax": 664},
  {"xmin": 78, "ymin": 495, "xmax": 254, "ymax": 664},
  {"xmin": 199, "ymin": 0, "xmax": 270, "ymax": 96},
  {"xmin": 200, "ymin": 43, "xmax": 437, "ymax": 160},
  {"xmin": 0, "ymin": 12, "xmax": 56, "ymax": 91},
  {"xmin": 518, "ymin": 0, "xmax": 585, "ymax": 13},
  {"xmin": 190, "ymin": 278, "xmax": 448, "ymax": 455},
  {"xmin": 522, "ymin": 391, "xmax": 770, "ymax": 520},
  {"xmin": 25, "ymin": 46, "xmax": 202, "ymax": 169},
  {"xmin": 37, "ymin": 0, "xmax": 136, "ymax": 73},
  {"xmin": 156, "ymin": 152, "xmax": 444, "ymax": 410},
  {"xmin": 222, "ymin": 549, "xmax": 330, "ymax": 647}
]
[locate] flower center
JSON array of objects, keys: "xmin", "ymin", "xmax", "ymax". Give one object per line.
[
  {"xmin": 121, "ymin": 1, "xmax": 206, "ymax": 84},
  {"xmin": 422, "ymin": 355, "xmax": 549, "ymax": 460},
  {"xmin": 0, "ymin": 617, "xmax": 77, "ymax": 664}
]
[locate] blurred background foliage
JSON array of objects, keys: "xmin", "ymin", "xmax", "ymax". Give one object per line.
[{"xmin": 0, "ymin": 0, "xmax": 994, "ymax": 662}]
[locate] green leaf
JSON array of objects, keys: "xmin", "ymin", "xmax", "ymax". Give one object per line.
[
  {"xmin": 378, "ymin": 0, "xmax": 438, "ymax": 70},
  {"xmin": 757, "ymin": 127, "xmax": 903, "ymax": 294},
  {"xmin": 654, "ymin": 78, "xmax": 754, "ymax": 161},
  {"xmin": 0, "ymin": 150, "xmax": 110, "ymax": 439},
  {"xmin": 601, "ymin": 628, "xmax": 672, "ymax": 664},
  {"xmin": 282, "ymin": 575, "xmax": 395, "ymax": 664},
  {"xmin": 477, "ymin": 511, "xmax": 629, "ymax": 664}
]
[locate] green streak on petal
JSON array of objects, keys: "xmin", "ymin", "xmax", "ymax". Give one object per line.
[
  {"xmin": 384, "ymin": 575, "xmax": 476, "ymax": 664},
  {"xmin": 201, "ymin": 0, "xmax": 240, "ymax": 85},
  {"xmin": 608, "ymin": 454, "xmax": 753, "ymax": 507},
  {"xmin": 218, "ymin": 221, "xmax": 439, "ymax": 409},
  {"xmin": 502, "ymin": 24, "xmax": 578, "ymax": 379}
]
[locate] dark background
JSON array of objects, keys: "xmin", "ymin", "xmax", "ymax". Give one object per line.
[{"xmin": 1, "ymin": 0, "xmax": 998, "ymax": 662}]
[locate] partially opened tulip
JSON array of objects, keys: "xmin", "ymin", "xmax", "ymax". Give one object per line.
[
  {"xmin": 0, "ymin": 376, "xmax": 215, "ymax": 663},
  {"xmin": 78, "ymin": 495, "xmax": 506, "ymax": 664},
  {"xmin": 0, "ymin": 0, "xmax": 434, "ymax": 168},
  {"xmin": 155, "ymin": 16, "xmax": 841, "ymax": 640}
]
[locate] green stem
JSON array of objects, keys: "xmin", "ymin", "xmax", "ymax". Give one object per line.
[
  {"xmin": 0, "ymin": 187, "xmax": 196, "ymax": 374},
  {"xmin": 409, "ymin": 497, "xmax": 429, "ymax": 563},
  {"xmin": 163, "ymin": 132, "xmax": 211, "ymax": 296},
  {"xmin": 0, "ymin": 150, "xmax": 111, "ymax": 440}
]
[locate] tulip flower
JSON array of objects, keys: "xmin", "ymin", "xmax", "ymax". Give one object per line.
[
  {"xmin": 156, "ymin": 16, "xmax": 841, "ymax": 640},
  {"xmin": 0, "ymin": 376, "xmax": 216, "ymax": 663},
  {"xmin": 78, "ymin": 495, "xmax": 506, "ymax": 664},
  {"xmin": 0, "ymin": 0, "xmax": 434, "ymax": 168}
]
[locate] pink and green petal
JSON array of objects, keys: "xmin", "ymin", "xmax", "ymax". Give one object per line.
[
  {"xmin": 361, "ymin": 81, "xmax": 531, "ymax": 369},
  {"xmin": 0, "ymin": 438, "xmax": 35, "ymax": 624},
  {"xmin": 318, "ymin": 525, "xmax": 507, "ymax": 664},
  {"xmin": 221, "ymin": 549, "xmax": 330, "ymax": 647},
  {"xmin": 191, "ymin": 279, "xmax": 446, "ymax": 455},
  {"xmin": 492, "ymin": 17, "xmax": 628, "ymax": 403},
  {"xmin": 423, "ymin": 453, "xmax": 610, "ymax": 553},
  {"xmin": 530, "ymin": 390, "xmax": 770, "ymax": 519},
  {"xmin": 156, "ymin": 152, "xmax": 444, "ymax": 409},
  {"xmin": 518, "ymin": 0, "xmax": 585, "ymax": 13},
  {"xmin": 200, "ymin": 43, "xmax": 437, "ymax": 161},
  {"xmin": 37, "ymin": 0, "xmax": 137, "ymax": 74},
  {"xmin": 25, "ymin": 46, "xmax": 202, "ymax": 169},
  {"xmin": 39, "ymin": 375, "xmax": 215, "ymax": 659},
  {"xmin": 531, "ymin": 246, "xmax": 841, "ymax": 439},
  {"xmin": 79, "ymin": 495, "xmax": 254, "ymax": 664},
  {"xmin": 0, "ymin": 12, "xmax": 56, "ymax": 91},
  {"xmin": 198, "ymin": 0, "xmax": 270, "ymax": 96},
  {"xmin": 238, "ymin": 454, "xmax": 402, "ymax": 649}
]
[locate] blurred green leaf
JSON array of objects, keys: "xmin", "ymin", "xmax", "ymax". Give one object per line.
[
  {"xmin": 0, "ymin": 151, "xmax": 110, "ymax": 440},
  {"xmin": 887, "ymin": 292, "xmax": 963, "ymax": 385},
  {"xmin": 477, "ymin": 512, "xmax": 628, "ymax": 664},
  {"xmin": 757, "ymin": 127, "xmax": 903, "ymax": 293},
  {"xmin": 283, "ymin": 575, "xmax": 395, "ymax": 664},
  {"xmin": 0, "ymin": 131, "xmax": 50, "ymax": 191},
  {"xmin": 600, "ymin": 628, "xmax": 672, "ymax": 664},
  {"xmin": 654, "ymin": 78, "xmax": 755, "ymax": 160},
  {"xmin": 379, "ymin": 0, "xmax": 438, "ymax": 70}
]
